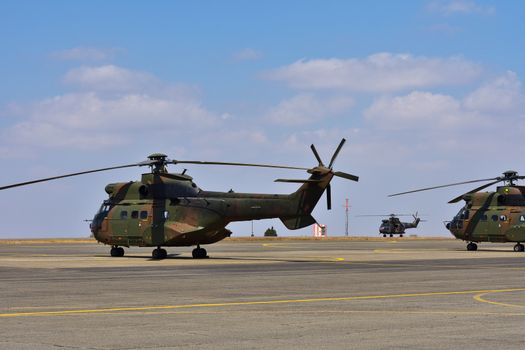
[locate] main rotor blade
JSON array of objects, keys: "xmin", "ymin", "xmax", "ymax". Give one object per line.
[
  {"xmin": 274, "ymin": 179, "xmax": 322, "ymax": 183},
  {"xmin": 0, "ymin": 162, "xmax": 151, "ymax": 191},
  {"xmin": 328, "ymin": 138, "xmax": 346, "ymax": 168},
  {"xmin": 334, "ymin": 171, "xmax": 359, "ymax": 182},
  {"xmin": 388, "ymin": 177, "xmax": 500, "ymax": 197},
  {"xmin": 448, "ymin": 179, "xmax": 502, "ymax": 203},
  {"xmin": 326, "ymin": 183, "xmax": 332, "ymax": 210},
  {"xmin": 310, "ymin": 144, "xmax": 324, "ymax": 166},
  {"xmin": 172, "ymin": 160, "xmax": 309, "ymax": 171},
  {"xmin": 356, "ymin": 214, "xmax": 412, "ymax": 217}
]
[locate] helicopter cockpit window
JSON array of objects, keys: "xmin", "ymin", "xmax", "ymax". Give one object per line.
[
  {"xmin": 98, "ymin": 201, "xmax": 110, "ymax": 214},
  {"xmin": 500, "ymin": 215, "xmax": 507, "ymax": 221},
  {"xmin": 120, "ymin": 211, "xmax": 128, "ymax": 219},
  {"xmin": 480, "ymin": 214, "xmax": 487, "ymax": 221},
  {"xmin": 459, "ymin": 210, "xmax": 469, "ymax": 220},
  {"xmin": 131, "ymin": 210, "xmax": 139, "ymax": 219},
  {"xmin": 520, "ymin": 215, "xmax": 525, "ymax": 222},
  {"xmin": 491, "ymin": 215, "xmax": 499, "ymax": 222},
  {"xmin": 140, "ymin": 211, "xmax": 148, "ymax": 220}
]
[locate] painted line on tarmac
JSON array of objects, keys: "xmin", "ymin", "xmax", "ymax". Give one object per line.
[
  {"xmin": 138, "ymin": 308, "xmax": 525, "ymax": 317},
  {"xmin": 473, "ymin": 290, "xmax": 525, "ymax": 309},
  {"xmin": 2, "ymin": 288, "xmax": 525, "ymax": 318}
]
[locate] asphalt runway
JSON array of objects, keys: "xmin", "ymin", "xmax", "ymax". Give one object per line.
[{"xmin": 1, "ymin": 238, "xmax": 525, "ymax": 349}]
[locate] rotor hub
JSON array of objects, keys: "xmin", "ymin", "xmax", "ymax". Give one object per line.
[
  {"xmin": 502, "ymin": 170, "xmax": 519, "ymax": 185},
  {"xmin": 147, "ymin": 153, "xmax": 169, "ymax": 173}
]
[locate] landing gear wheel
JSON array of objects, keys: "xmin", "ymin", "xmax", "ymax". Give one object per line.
[
  {"xmin": 466, "ymin": 242, "xmax": 478, "ymax": 251},
  {"xmin": 110, "ymin": 246, "xmax": 124, "ymax": 257},
  {"xmin": 400, "ymin": 234, "xmax": 403, "ymax": 238},
  {"xmin": 514, "ymin": 243, "xmax": 524, "ymax": 252},
  {"xmin": 383, "ymin": 234, "xmax": 386, "ymax": 238},
  {"xmin": 192, "ymin": 246, "xmax": 208, "ymax": 259},
  {"xmin": 152, "ymin": 247, "xmax": 167, "ymax": 259},
  {"xmin": 389, "ymin": 234, "xmax": 393, "ymax": 238}
]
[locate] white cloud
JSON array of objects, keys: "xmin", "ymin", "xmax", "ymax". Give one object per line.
[
  {"xmin": 63, "ymin": 65, "xmax": 160, "ymax": 92},
  {"xmin": 2, "ymin": 65, "xmax": 220, "ymax": 151},
  {"xmin": 427, "ymin": 0, "xmax": 495, "ymax": 15},
  {"xmin": 265, "ymin": 94, "xmax": 354, "ymax": 125},
  {"xmin": 364, "ymin": 91, "xmax": 472, "ymax": 129},
  {"xmin": 264, "ymin": 53, "xmax": 482, "ymax": 92},
  {"xmin": 464, "ymin": 71, "xmax": 524, "ymax": 113},
  {"xmin": 5, "ymin": 92, "xmax": 218, "ymax": 150},
  {"xmin": 364, "ymin": 73, "xmax": 524, "ymax": 130},
  {"xmin": 51, "ymin": 47, "xmax": 121, "ymax": 61},
  {"xmin": 232, "ymin": 48, "xmax": 262, "ymax": 61}
]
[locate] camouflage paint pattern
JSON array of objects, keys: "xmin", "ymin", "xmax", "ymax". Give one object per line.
[
  {"xmin": 379, "ymin": 215, "xmax": 420, "ymax": 236},
  {"xmin": 447, "ymin": 185, "xmax": 525, "ymax": 243},
  {"xmin": 91, "ymin": 166, "xmax": 335, "ymax": 248}
]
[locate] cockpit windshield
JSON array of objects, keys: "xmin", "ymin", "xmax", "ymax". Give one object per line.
[{"xmin": 98, "ymin": 200, "xmax": 111, "ymax": 215}]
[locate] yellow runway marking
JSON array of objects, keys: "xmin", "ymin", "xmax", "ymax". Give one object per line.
[
  {"xmin": 2, "ymin": 288, "xmax": 525, "ymax": 318},
  {"xmin": 473, "ymin": 290, "xmax": 525, "ymax": 309},
  {"xmin": 137, "ymin": 308, "xmax": 525, "ymax": 317}
]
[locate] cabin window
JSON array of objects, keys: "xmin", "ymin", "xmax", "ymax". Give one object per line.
[
  {"xmin": 140, "ymin": 210, "xmax": 148, "ymax": 220},
  {"xmin": 163, "ymin": 210, "xmax": 169, "ymax": 219},
  {"xmin": 500, "ymin": 215, "xmax": 507, "ymax": 221},
  {"xmin": 480, "ymin": 214, "xmax": 487, "ymax": 221},
  {"xmin": 120, "ymin": 211, "xmax": 128, "ymax": 219},
  {"xmin": 131, "ymin": 210, "xmax": 139, "ymax": 219},
  {"xmin": 459, "ymin": 210, "xmax": 470, "ymax": 220},
  {"xmin": 520, "ymin": 215, "xmax": 525, "ymax": 222},
  {"xmin": 491, "ymin": 215, "xmax": 499, "ymax": 222}
]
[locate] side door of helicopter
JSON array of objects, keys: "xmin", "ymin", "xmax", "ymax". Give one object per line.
[
  {"xmin": 126, "ymin": 206, "xmax": 150, "ymax": 246},
  {"xmin": 106, "ymin": 205, "xmax": 130, "ymax": 246},
  {"xmin": 485, "ymin": 211, "xmax": 507, "ymax": 242}
]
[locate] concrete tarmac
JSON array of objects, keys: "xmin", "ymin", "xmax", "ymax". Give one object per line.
[{"xmin": 1, "ymin": 238, "xmax": 525, "ymax": 349}]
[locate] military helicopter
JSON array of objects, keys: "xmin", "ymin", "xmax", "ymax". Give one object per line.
[
  {"xmin": 358, "ymin": 213, "xmax": 421, "ymax": 237},
  {"xmin": 0, "ymin": 139, "xmax": 358, "ymax": 259},
  {"xmin": 390, "ymin": 170, "xmax": 525, "ymax": 252}
]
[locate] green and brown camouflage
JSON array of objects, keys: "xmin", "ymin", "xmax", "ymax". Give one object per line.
[
  {"xmin": 447, "ymin": 185, "xmax": 525, "ymax": 245},
  {"xmin": 377, "ymin": 214, "xmax": 420, "ymax": 237},
  {"xmin": 0, "ymin": 139, "xmax": 358, "ymax": 259},
  {"xmin": 390, "ymin": 170, "xmax": 525, "ymax": 251},
  {"xmin": 91, "ymin": 161, "xmax": 340, "ymax": 248},
  {"xmin": 358, "ymin": 213, "xmax": 420, "ymax": 237}
]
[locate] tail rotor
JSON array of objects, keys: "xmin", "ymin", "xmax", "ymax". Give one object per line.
[{"xmin": 309, "ymin": 138, "xmax": 358, "ymax": 210}]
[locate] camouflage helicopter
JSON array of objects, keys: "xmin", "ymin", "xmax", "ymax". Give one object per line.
[
  {"xmin": 0, "ymin": 139, "xmax": 358, "ymax": 259},
  {"xmin": 390, "ymin": 170, "xmax": 525, "ymax": 252},
  {"xmin": 358, "ymin": 213, "xmax": 421, "ymax": 237}
]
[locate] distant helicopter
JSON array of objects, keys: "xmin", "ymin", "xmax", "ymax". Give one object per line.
[
  {"xmin": 0, "ymin": 139, "xmax": 358, "ymax": 259},
  {"xmin": 357, "ymin": 213, "xmax": 421, "ymax": 237},
  {"xmin": 390, "ymin": 170, "xmax": 525, "ymax": 252}
]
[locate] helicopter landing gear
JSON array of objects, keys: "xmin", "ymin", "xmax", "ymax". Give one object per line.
[
  {"xmin": 152, "ymin": 247, "xmax": 167, "ymax": 259},
  {"xmin": 383, "ymin": 234, "xmax": 386, "ymax": 238},
  {"xmin": 466, "ymin": 242, "xmax": 478, "ymax": 251},
  {"xmin": 400, "ymin": 234, "xmax": 403, "ymax": 238},
  {"xmin": 389, "ymin": 234, "xmax": 393, "ymax": 238},
  {"xmin": 110, "ymin": 246, "xmax": 124, "ymax": 257},
  {"xmin": 513, "ymin": 243, "xmax": 524, "ymax": 252},
  {"xmin": 192, "ymin": 245, "xmax": 208, "ymax": 259}
]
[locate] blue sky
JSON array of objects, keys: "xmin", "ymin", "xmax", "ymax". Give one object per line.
[{"xmin": 0, "ymin": 0, "xmax": 524, "ymax": 238}]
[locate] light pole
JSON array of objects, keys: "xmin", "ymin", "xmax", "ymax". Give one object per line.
[{"xmin": 343, "ymin": 198, "xmax": 350, "ymax": 236}]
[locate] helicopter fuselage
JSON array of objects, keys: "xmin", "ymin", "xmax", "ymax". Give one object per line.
[
  {"xmin": 379, "ymin": 216, "xmax": 420, "ymax": 236},
  {"xmin": 90, "ymin": 171, "xmax": 330, "ymax": 247},
  {"xmin": 446, "ymin": 185, "xmax": 525, "ymax": 243}
]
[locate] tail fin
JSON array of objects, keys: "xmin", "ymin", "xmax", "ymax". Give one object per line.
[
  {"xmin": 278, "ymin": 173, "xmax": 332, "ymax": 229},
  {"xmin": 281, "ymin": 214, "xmax": 317, "ymax": 230}
]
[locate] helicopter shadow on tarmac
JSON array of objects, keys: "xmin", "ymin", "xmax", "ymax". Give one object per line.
[{"xmin": 93, "ymin": 253, "xmax": 339, "ymax": 264}]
